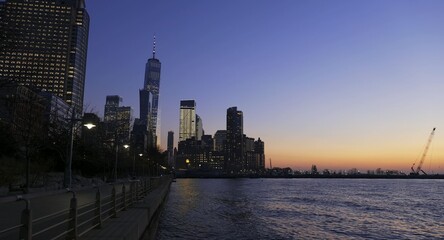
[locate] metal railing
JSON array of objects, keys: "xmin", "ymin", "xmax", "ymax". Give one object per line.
[{"xmin": 0, "ymin": 176, "xmax": 168, "ymax": 240}]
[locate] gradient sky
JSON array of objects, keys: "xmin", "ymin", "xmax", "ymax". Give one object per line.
[{"xmin": 84, "ymin": 0, "xmax": 444, "ymax": 173}]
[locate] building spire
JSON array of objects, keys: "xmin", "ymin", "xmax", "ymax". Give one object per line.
[{"xmin": 152, "ymin": 34, "xmax": 156, "ymax": 59}]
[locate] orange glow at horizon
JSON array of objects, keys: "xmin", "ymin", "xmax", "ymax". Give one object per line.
[{"xmin": 263, "ymin": 128, "xmax": 444, "ymax": 173}]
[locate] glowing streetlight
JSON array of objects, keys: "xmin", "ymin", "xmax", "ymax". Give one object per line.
[
  {"xmin": 83, "ymin": 123, "xmax": 96, "ymax": 129},
  {"xmin": 185, "ymin": 159, "xmax": 190, "ymax": 170},
  {"xmin": 64, "ymin": 111, "xmax": 96, "ymax": 188}
]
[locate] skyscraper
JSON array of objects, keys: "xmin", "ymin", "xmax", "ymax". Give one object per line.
[
  {"xmin": 140, "ymin": 36, "xmax": 161, "ymax": 147},
  {"xmin": 104, "ymin": 96, "xmax": 122, "ymax": 123},
  {"xmin": 196, "ymin": 114, "xmax": 203, "ymax": 141},
  {"xmin": 0, "ymin": 0, "xmax": 90, "ymax": 114},
  {"xmin": 254, "ymin": 138, "xmax": 265, "ymax": 170},
  {"xmin": 104, "ymin": 95, "xmax": 132, "ymax": 143},
  {"xmin": 167, "ymin": 131, "xmax": 174, "ymax": 168},
  {"xmin": 213, "ymin": 130, "xmax": 227, "ymax": 152},
  {"xmin": 226, "ymin": 107, "xmax": 244, "ymax": 173},
  {"xmin": 179, "ymin": 100, "xmax": 196, "ymax": 141}
]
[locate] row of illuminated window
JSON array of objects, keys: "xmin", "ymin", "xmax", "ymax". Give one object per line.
[
  {"xmin": 8, "ymin": 8, "xmax": 71, "ymax": 15},
  {"xmin": 2, "ymin": 51, "xmax": 67, "ymax": 57},
  {"xmin": 32, "ymin": 81, "xmax": 65, "ymax": 88},
  {"xmin": 8, "ymin": 15, "xmax": 67, "ymax": 21},
  {"xmin": 2, "ymin": 56, "xmax": 66, "ymax": 61},
  {"xmin": 6, "ymin": 21, "xmax": 70, "ymax": 31},
  {"xmin": 9, "ymin": 37, "xmax": 68, "ymax": 47},
  {"xmin": 8, "ymin": 36, "xmax": 68, "ymax": 42},
  {"xmin": 0, "ymin": 75, "xmax": 66, "ymax": 85},
  {"xmin": 6, "ymin": 18, "xmax": 70, "ymax": 26},
  {"xmin": 6, "ymin": 11, "xmax": 71, "ymax": 19},
  {"xmin": 1, "ymin": 68, "xmax": 65, "ymax": 73},
  {"xmin": 10, "ymin": 37, "xmax": 69, "ymax": 43},
  {"xmin": 8, "ymin": 2, "xmax": 71, "ymax": 10},
  {"xmin": 9, "ymin": 1, "xmax": 69, "ymax": 7},
  {"xmin": 4, "ymin": 24, "xmax": 67, "ymax": 30},
  {"xmin": 0, "ymin": 76, "xmax": 63, "ymax": 85},
  {"xmin": 0, "ymin": 69, "xmax": 65, "ymax": 75},
  {"xmin": 0, "ymin": 60, "xmax": 67, "ymax": 66},
  {"xmin": 17, "ymin": 33, "xmax": 70, "ymax": 39}
]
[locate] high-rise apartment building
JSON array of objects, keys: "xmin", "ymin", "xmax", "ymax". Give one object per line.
[
  {"xmin": 226, "ymin": 107, "xmax": 244, "ymax": 173},
  {"xmin": 179, "ymin": 100, "xmax": 196, "ymax": 141},
  {"xmin": 104, "ymin": 95, "xmax": 121, "ymax": 123},
  {"xmin": 196, "ymin": 114, "xmax": 203, "ymax": 141},
  {"xmin": 140, "ymin": 37, "xmax": 161, "ymax": 147},
  {"xmin": 104, "ymin": 95, "xmax": 132, "ymax": 143},
  {"xmin": 254, "ymin": 138, "xmax": 265, "ymax": 170},
  {"xmin": 214, "ymin": 130, "xmax": 226, "ymax": 152},
  {"xmin": 175, "ymin": 105, "xmax": 264, "ymax": 174},
  {"xmin": 0, "ymin": 0, "xmax": 89, "ymax": 114},
  {"xmin": 167, "ymin": 131, "xmax": 174, "ymax": 168}
]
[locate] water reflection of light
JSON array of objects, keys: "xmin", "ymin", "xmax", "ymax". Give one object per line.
[
  {"xmin": 160, "ymin": 179, "xmax": 444, "ymax": 239},
  {"xmin": 176, "ymin": 179, "xmax": 199, "ymax": 216}
]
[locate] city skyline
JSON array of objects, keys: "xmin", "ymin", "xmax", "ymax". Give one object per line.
[{"xmin": 83, "ymin": 0, "xmax": 444, "ymax": 173}]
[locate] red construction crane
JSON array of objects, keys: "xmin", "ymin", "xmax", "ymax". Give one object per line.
[{"xmin": 410, "ymin": 128, "xmax": 436, "ymax": 175}]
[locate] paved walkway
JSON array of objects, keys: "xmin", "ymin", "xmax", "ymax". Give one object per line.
[
  {"xmin": 0, "ymin": 178, "xmax": 158, "ymax": 240},
  {"xmin": 82, "ymin": 179, "xmax": 171, "ymax": 240},
  {"xmin": 1, "ymin": 185, "xmax": 116, "ymax": 238}
]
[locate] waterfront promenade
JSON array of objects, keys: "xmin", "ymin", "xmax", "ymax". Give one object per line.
[{"xmin": 0, "ymin": 176, "xmax": 172, "ymax": 240}]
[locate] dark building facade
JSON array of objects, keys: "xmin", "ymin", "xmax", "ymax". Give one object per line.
[
  {"xmin": 139, "ymin": 37, "xmax": 161, "ymax": 147},
  {"xmin": 167, "ymin": 131, "xmax": 174, "ymax": 168},
  {"xmin": 176, "ymin": 135, "xmax": 223, "ymax": 171},
  {"xmin": 131, "ymin": 118, "xmax": 147, "ymax": 156},
  {"xmin": 214, "ymin": 130, "xmax": 226, "ymax": 152},
  {"xmin": 0, "ymin": 0, "xmax": 90, "ymax": 114},
  {"xmin": 0, "ymin": 83, "xmax": 46, "ymax": 141},
  {"xmin": 176, "ymin": 106, "xmax": 264, "ymax": 175},
  {"xmin": 254, "ymin": 138, "xmax": 265, "ymax": 170},
  {"xmin": 225, "ymin": 107, "xmax": 244, "ymax": 174},
  {"xmin": 104, "ymin": 95, "xmax": 131, "ymax": 144}
]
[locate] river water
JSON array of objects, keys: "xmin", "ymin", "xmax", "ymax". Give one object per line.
[{"xmin": 156, "ymin": 178, "xmax": 444, "ymax": 239}]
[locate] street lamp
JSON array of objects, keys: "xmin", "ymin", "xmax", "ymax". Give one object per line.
[
  {"xmin": 114, "ymin": 142, "xmax": 130, "ymax": 182},
  {"xmin": 133, "ymin": 153, "xmax": 142, "ymax": 176},
  {"xmin": 64, "ymin": 110, "xmax": 96, "ymax": 188},
  {"xmin": 84, "ymin": 123, "xmax": 96, "ymax": 129}
]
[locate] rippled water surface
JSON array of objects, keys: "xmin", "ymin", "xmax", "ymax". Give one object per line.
[{"xmin": 156, "ymin": 179, "xmax": 444, "ymax": 239}]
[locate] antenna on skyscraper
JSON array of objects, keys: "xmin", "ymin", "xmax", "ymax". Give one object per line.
[{"xmin": 152, "ymin": 34, "xmax": 156, "ymax": 59}]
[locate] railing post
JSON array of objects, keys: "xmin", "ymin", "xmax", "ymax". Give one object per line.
[
  {"xmin": 135, "ymin": 181, "xmax": 139, "ymax": 201},
  {"xmin": 144, "ymin": 179, "xmax": 148, "ymax": 196},
  {"xmin": 17, "ymin": 196, "xmax": 32, "ymax": 240},
  {"xmin": 66, "ymin": 190, "xmax": 78, "ymax": 240},
  {"xmin": 122, "ymin": 184, "xmax": 127, "ymax": 210},
  {"xmin": 129, "ymin": 182, "xmax": 134, "ymax": 206},
  {"xmin": 148, "ymin": 178, "xmax": 151, "ymax": 192},
  {"xmin": 95, "ymin": 188, "xmax": 102, "ymax": 229},
  {"xmin": 112, "ymin": 185, "xmax": 117, "ymax": 218}
]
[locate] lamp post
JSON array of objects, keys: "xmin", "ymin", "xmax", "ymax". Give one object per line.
[
  {"xmin": 138, "ymin": 153, "xmax": 143, "ymax": 176},
  {"xmin": 113, "ymin": 143, "xmax": 129, "ymax": 182},
  {"xmin": 63, "ymin": 110, "xmax": 96, "ymax": 188}
]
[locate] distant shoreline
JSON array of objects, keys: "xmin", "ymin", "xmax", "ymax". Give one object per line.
[{"xmin": 175, "ymin": 174, "xmax": 444, "ymax": 179}]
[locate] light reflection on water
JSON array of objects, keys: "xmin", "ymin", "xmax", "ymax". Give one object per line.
[{"xmin": 156, "ymin": 179, "xmax": 444, "ymax": 239}]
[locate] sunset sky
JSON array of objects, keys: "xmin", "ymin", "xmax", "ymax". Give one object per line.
[{"xmin": 84, "ymin": 0, "xmax": 444, "ymax": 173}]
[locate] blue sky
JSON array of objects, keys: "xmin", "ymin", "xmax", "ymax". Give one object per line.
[{"xmin": 84, "ymin": 0, "xmax": 444, "ymax": 172}]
